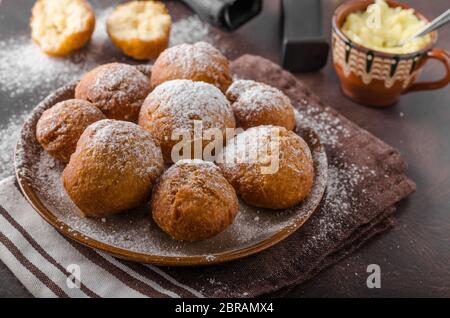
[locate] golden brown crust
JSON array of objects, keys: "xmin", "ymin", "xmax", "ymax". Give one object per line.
[
  {"xmin": 151, "ymin": 160, "xmax": 238, "ymax": 241},
  {"xmin": 217, "ymin": 126, "xmax": 314, "ymax": 210},
  {"xmin": 62, "ymin": 119, "xmax": 164, "ymax": 217},
  {"xmin": 150, "ymin": 42, "xmax": 232, "ymax": 93},
  {"xmin": 75, "ymin": 63, "xmax": 152, "ymax": 122},
  {"xmin": 226, "ymin": 80, "xmax": 296, "ymax": 131},
  {"xmin": 138, "ymin": 79, "xmax": 236, "ymax": 163},
  {"xmin": 36, "ymin": 99, "xmax": 106, "ymax": 163},
  {"xmin": 30, "ymin": 0, "xmax": 95, "ymax": 56},
  {"xmin": 108, "ymin": 34, "xmax": 169, "ymax": 61},
  {"xmin": 106, "ymin": 1, "xmax": 171, "ymax": 60}
]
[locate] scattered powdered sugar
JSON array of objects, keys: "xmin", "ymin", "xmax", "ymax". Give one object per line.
[
  {"xmin": 201, "ymin": 278, "xmax": 230, "ymax": 295},
  {"xmin": 169, "ymin": 15, "xmax": 210, "ymax": 46},
  {"xmin": 0, "ymin": 111, "xmax": 30, "ymax": 180},
  {"xmin": 0, "ymin": 7, "xmax": 223, "ymax": 182},
  {"xmin": 295, "ymin": 107, "xmax": 350, "ymax": 148},
  {"xmin": 0, "ymin": 10, "xmax": 216, "ymax": 97},
  {"xmin": 306, "ymin": 160, "xmax": 377, "ymax": 247},
  {"xmin": 289, "ymin": 101, "xmax": 378, "ymax": 249},
  {"xmin": 0, "ymin": 7, "xmax": 112, "ymax": 97},
  {"xmin": 323, "ymin": 161, "xmax": 375, "ymax": 215}
]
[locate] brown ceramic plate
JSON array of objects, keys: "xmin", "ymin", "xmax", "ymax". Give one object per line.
[{"xmin": 14, "ymin": 65, "xmax": 328, "ymax": 266}]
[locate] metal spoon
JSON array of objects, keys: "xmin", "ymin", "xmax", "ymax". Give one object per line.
[{"xmin": 398, "ymin": 8, "xmax": 450, "ymax": 47}]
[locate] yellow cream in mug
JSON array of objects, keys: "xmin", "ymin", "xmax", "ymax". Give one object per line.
[{"xmin": 342, "ymin": 0, "xmax": 431, "ymax": 54}]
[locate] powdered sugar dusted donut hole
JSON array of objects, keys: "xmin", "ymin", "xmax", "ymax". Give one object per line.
[
  {"xmin": 139, "ymin": 79, "xmax": 236, "ymax": 163},
  {"xmin": 75, "ymin": 63, "xmax": 152, "ymax": 122},
  {"xmin": 151, "ymin": 42, "xmax": 232, "ymax": 93},
  {"xmin": 62, "ymin": 119, "xmax": 164, "ymax": 218},
  {"xmin": 226, "ymin": 80, "xmax": 296, "ymax": 131},
  {"xmin": 151, "ymin": 159, "xmax": 238, "ymax": 241},
  {"xmin": 36, "ymin": 99, "xmax": 106, "ymax": 163},
  {"xmin": 217, "ymin": 125, "xmax": 314, "ymax": 210}
]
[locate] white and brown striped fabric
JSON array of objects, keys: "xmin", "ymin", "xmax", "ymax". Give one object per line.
[
  {"xmin": 0, "ymin": 174, "xmax": 402, "ymax": 298},
  {"xmin": 0, "ymin": 177, "xmax": 203, "ymax": 298}
]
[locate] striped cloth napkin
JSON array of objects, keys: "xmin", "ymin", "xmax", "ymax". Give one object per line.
[
  {"xmin": 0, "ymin": 177, "xmax": 203, "ymax": 298},
  {"xmin": 0, "ymin": 176, "xmax": 396, "ymax": 298}
]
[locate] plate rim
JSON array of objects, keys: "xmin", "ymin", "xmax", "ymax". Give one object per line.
[
  {"xmin": 14, "ymin": 70, "xmax": 328, "ymax": 267},
  {"xmin": 15, "ymin": 171, "xmax": 326, "ymax": 266}
]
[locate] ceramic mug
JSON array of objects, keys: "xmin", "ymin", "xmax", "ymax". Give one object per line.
[{"xmin": 332, "ymin": 0, "xmax": 450, "ymax": 107}]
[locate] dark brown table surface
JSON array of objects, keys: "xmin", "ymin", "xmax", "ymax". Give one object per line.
[{"xmin": 0, "ymin": 0, "xmax": 449, "ymax": 298}]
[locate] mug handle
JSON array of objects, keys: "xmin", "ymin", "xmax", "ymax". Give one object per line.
[{"xmin": 403, "ymin": 48, "xmax": 450, "ymax": 94}]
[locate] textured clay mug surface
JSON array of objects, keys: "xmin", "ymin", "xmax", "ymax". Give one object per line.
[{"xmin": 332, "ymin": 0, "xmax": 450, "ymax": 107}]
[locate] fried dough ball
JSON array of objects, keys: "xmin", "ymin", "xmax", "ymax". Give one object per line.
[
  {"xmin": 107, "ymin": 1, "xmax": 172, "ymax": 60},
  {"xmin": 138, "ymin": 79, "xmax": 236, "ymax": 163},
  {"xmin": 226, "ymin": 80, "xmax": 296, "ymax": 130},
  {"xmin": 36, "ymin": 99, "xmax": 106, "ymax": 163},
  {"xmin": 62, "ymin": 119, "xmax": 164, "ymax": 217},
  {"xmin": 75, "ymin": 63, "xmax": 152, "ymax": 122},
  {"xmin": 216, "ymin": 125, "xmax": 314, "ymax": 210},
  {"xmin": 150, "ymin": 42, "xmax": 232, "ymax": 93},
  {"xmin": 30, "ymin": 0, "xmax": 95, "ymax": 56},
  {"xmin": 151, "ymin": 159, "xmax": 238, "ymax": 241}
]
